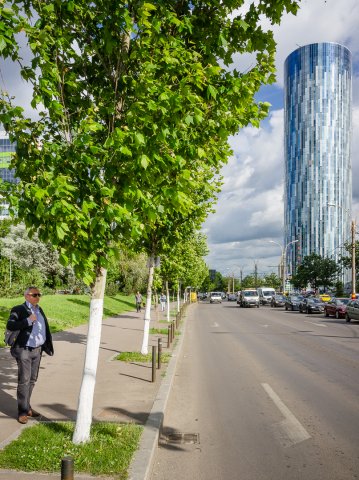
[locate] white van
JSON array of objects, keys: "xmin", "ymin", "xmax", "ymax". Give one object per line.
[
  {"xmin": 239, "ymin": 289, "xmax": 260, "ymax": 308},
  {"xmin": 257, "ymin": 287, "xmax": 276, "ymax": 305}
]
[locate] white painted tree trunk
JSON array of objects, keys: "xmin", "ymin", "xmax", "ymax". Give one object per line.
[
  {"xmin": 166, "ymin": 280, "xmax": 170, "ymax": 322},
  {"xmin": 177, "ymin": 281, "xmax": 180, "ymax": 313},
  {"xmin": 72, "ymin": 267, "xmax": 107, "ymax": 444},
  {"xmin": 141, "ymin": 258, "xmax": 155, "ymax": 355}
]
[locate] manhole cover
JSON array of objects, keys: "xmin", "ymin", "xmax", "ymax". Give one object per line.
[{"xmin": 164, "ymin": 433, "xmax": 200, "ymax": 445}]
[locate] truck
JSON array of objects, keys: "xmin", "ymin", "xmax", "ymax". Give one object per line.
[{"xmin": 257, "ymin": 287, "xmax": 276, "ymax": 305}]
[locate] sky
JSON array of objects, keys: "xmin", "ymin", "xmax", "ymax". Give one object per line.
[
  {"xmin": 0, "ymin": 0, "xmax": 358, "ymax": 283},
  {"xmin": 202, "ymin": 0, "xmax": 359, "ymax": 280}
]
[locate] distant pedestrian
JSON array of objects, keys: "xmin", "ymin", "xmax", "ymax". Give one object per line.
[
  {"xmin": 135, "ymin": 292, "xmax": 143, "ymax": 312},
  {"xmin": 160, "ymin": 293, "xmax": 167, "ymax": 312},
  {"xmin": 6, "ymin": 286, "xmax": 54, "ymax": 424}
]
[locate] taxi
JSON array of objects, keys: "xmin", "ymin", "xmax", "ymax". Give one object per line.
[{"xmin": 319, "ymin": 293, "xmax": 331, "ymax": 302}]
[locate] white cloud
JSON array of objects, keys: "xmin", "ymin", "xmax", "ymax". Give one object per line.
[{"xmin": 204, "ymin": 0, "xmax": 359, "ymax": 276}]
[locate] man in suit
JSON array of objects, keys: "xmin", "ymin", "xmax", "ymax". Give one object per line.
[{"xmin": 6, "ymin": 286, "xmax": 54, "ymax": 424}]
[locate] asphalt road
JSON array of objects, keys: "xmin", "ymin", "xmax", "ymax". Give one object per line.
[{"xmin": 150, "ymin": 301, "xmax": 359, "ymax": 480}]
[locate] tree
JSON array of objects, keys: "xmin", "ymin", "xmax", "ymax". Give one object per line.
[
  {"xmin": 339, "ymin": 241, "xmax": 359, "ymax": 292},
  {"xmin": 0, "ymin": 0, "xmax": 300, "ymax": 443},
  {"xmin": 291, "ymin": 253, "xmax": 339, "ymax": 291}
]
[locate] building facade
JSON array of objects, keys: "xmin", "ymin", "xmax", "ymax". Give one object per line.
[
  {"xmin": 0, "ymin": 130, "xmax": 17, "ymax": 218},
  {"xmin": 284, "ymin": 43, "xmax": 352, "ymax": 282}
]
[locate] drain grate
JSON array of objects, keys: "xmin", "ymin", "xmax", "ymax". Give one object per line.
[{"xmin": 164, "ymin": 433, "xmax": 200, "ymax": 445}]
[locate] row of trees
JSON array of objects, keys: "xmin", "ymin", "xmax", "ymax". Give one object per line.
[{"xmin": 0, "ymin": 0, "xmax": 300, "ymax": 443}]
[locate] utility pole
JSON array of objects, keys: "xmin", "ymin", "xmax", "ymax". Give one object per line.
[{"xmin": 352, "ymin": 220, "xmax": 356, "ymax": 298}]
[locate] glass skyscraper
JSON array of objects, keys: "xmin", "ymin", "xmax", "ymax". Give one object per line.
[
  {"xmin": 284, "ymin": 43, "xmax": 352, "ymax": 281},
  {"xmin": 0, "ymin": 130, "xmax": 17, "ymax": 218}
]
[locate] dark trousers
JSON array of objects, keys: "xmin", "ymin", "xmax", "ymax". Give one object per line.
[
  {"xmin": 136, "ymin": 302, "xmax": 141, "ymax": 312},
  {"xmin": 11, "ymin": 346, "xmax": 42, "ymax": 416}
]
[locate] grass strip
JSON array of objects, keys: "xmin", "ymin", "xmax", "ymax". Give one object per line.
[
  {"xmin": 0, "ymin": 422, "xmax": 142, "ymax": 478},
  {"xmin": 116, "ymin": 351, "xmax": 171, "ymax": 364}
]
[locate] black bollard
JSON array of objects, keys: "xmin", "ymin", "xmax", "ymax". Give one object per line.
[
  {"xmin": 158, "ymin": 337, "xmax": 162, "ymax": 369},
  {"xmin": 152, "ymin": 345, "xmax": 157, "ymax": 382},
  {"xmin": 167, "ymin": 325, "xmax": 171, "ymax": 348},
  {"xmin": 61, "ymin": 456, "xmax": 74, "ymax": 480}
]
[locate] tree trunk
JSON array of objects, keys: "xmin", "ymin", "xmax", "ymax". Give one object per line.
[
  {"xmin": 166, "ymin": 280, "xmax": 170, "ymax": 322},
  {"xmin": 177, "ymin": 280, "xmax": 180, "ymax": 313},
  {"xmin": 141, "ymin": 257, "xmax": 155, "ymax": 355},
  {"xmin": 72, "ymin": 267, "xmax": 107, "ymax": 444}
]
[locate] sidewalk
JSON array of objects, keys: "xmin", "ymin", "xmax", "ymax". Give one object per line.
[{"xmin": 0, "ymin": 301, "xmax": 190, "ymax": 480}]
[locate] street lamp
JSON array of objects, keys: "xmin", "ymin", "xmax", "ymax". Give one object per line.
[
  {"xmin": 328, "ymin": 203, "xmax": 356, "ymax": 297},
  {"xmin": 269, "ymin": 240, "xmax": 298, "ymax": 293}
]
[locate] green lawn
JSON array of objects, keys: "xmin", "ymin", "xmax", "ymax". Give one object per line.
[
  {"xmin": 0, "ymin": 422, "xmax": 142, "ymax": 478},
  {"xmin": 0, "ymin": 293, "xmax": 135, "ymax": 347}
]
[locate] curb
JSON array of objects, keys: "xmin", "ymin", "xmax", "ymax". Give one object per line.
[{"xmin": 128, "ymin": 304, "xmax": 192, "ymax": 480}]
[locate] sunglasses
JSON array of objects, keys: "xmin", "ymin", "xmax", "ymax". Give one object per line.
[{"xmin": 28, "ymin": 293, "xmax": 41, "ymax": 298}]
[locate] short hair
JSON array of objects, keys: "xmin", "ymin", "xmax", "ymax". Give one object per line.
[{"xmin": 25, "ymin": 286, "xmax": 39, "ymax": 295}]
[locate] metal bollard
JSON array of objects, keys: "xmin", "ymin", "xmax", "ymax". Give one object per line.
[
  {"xmin": 61, "ymin": 456, "xmax": 74, "ymax": 480},
  {"xmin": 167, "ymin": 325, "xmax": 171, "ymax": 348},
  {"xmin": 171, "ymin": 321, "xmax": 175, "ymax": 342},
  {"xmin": 152, "ymin": 345, "xmax": 157, "ymax": 382},
  {"xmin": 158, "ymin": 337, "xmax": 162, "ymax": 369}
]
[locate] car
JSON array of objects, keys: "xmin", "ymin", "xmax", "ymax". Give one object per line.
[
  {"xmin": 324, "ymin": 298, "xmax": 350, "ymax": 319},
  {"xmin": 345, "ymin": 300, "xmax": 359, "ymax": 322},
  {"xmin": 319, "ymin": 293, "xmax": 332, "ymax": 302},
  {"xmin": 270, "ymin": 294, "xmax": 286, "ymax": 307},
  {"xmin": 227, "ymin": 293, "xmax": 237, "ymax": 301},
  {"xmin": 284, "ymin": 295, "xmax": 303, "ymax": 311},
  {"xmin": 299, "ymin": 297, "xmax": 324, "ymax": 314},
  {"xmin": 209, "ymin": 292, "xmax": 222, "ymax": 304},
  {"xmin": 239, "ymin": 289, "xmax": 260, "ymax": 308}
]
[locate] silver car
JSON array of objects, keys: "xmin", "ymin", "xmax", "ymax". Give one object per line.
[{"xmin": 346, "ymin": 300, "xmax": 359, "ymax": 322}]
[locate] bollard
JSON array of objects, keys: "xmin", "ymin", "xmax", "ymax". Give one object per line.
[
  {"xmin": 171, "ymin": 321, "xmax": 175, "ymax": 342},
  {"xmin": 152, "ymin": 345, "xmax": 157, "ymax": 382},
  {"xmin": 167, "ymin": 325, "xmax": 171, "ymax": 348},
  {"xmin": 158, "ymin": 337, "xmax": 162, "ymax": 369},
  {"xmin": 61, "ymin": 456, "xmax": 74, "ymax": 480}
]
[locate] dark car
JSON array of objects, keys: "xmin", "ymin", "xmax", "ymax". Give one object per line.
[
  {"xmin": 271, "ymin": 294, "xmax": 286, "ymax": 307},
  {"xmin": 346, "ymin": 300, "xmax": 359, "ymax": 322},
  {"xmin": 299, "ymin": 297, "xmax": 324, "ymax": 314},
  {"xmin": 284, "ymin": 295, "xmax": 303, "ymax": 311},
  {"xmin": 324, "ymin": 298, "xmax": 350, "ymax": 319}
]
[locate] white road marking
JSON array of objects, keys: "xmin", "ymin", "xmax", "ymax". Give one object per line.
[
  {"xmin": 262, "ymin": 383, "xmax": 311, "ymax": 447},
  {"xmin": 261, "ymin": 324, "xmax": 270, "ymax": 328},
  {"xmin": 304, "ymin": 321, "xmax": 327, "ymax": 327}
]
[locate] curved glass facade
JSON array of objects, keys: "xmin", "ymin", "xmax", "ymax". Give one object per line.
[{"xmin": 284, "ymin": 43, "xmax": 352, "ymax": 280}]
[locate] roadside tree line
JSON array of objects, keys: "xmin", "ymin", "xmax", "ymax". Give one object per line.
[{"xmin": 0, "ymin": 0, "xmax": 301, "ymax": 443}]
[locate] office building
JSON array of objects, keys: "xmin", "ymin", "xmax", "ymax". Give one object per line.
[
  {"xmin": 284, "ymin": 43, "xmax": 352, "ymax": 280},
  {"xmin": 0, "ymin": 130, "xmax": 17, "ymax": 218}
]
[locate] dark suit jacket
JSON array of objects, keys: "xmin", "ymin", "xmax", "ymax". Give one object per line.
[{"xmin": 6, "ymin": 302, "xmax": 54, "ymax": 356}]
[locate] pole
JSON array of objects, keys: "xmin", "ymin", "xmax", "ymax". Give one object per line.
[{"xmin": 352, "ymin": 219, "xmax": 356, "ymax": 297}]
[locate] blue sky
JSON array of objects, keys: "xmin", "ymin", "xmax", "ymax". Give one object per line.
[{"xmin": 203, "ymin": 0, "xmax": 359, "ymax": 279}]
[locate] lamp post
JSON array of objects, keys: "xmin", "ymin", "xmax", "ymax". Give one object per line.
[
  {"xmin": 328, "ymin": 203, "xmax": 356, "ymax": 298},
  {"xmin": 269, "ymin": 240, "xmax": 298, "ymax": 293}
]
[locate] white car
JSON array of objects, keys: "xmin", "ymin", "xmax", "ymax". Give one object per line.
[{"xmin": 209, "ymin": 292, "xmax": 222, "ymax": 303}]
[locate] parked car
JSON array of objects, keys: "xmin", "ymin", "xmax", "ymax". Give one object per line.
[
  {"xmin": 324, "ymin": 298, "xmax": 350, "ymax": 319},
  {"xmin": 345, "ymin": 300, "xmax": 359, "ymax": 322},
  {"xmin": 299, "ymin": 297, "xmax": 324, "ymax": 314},
  {"xmin": 319, "ymin": 293, "xmax": 332, "ymax": 302},
  {"xmin": 227, "ymin": 293, "xmax": 237, "ymax": 301},
  {"xmin": 270, "ymin": 294, "xmax": 286, "ymax": 307},
  {"xmin": 209, "ymin": 292, "xmax": 222, "ymax": 304},
  {"xmin": 239, "ymin": 289, "xmax": 260, "ymax": 308},
  {"xmin": 284, "ymin": 295, "xmax": 303, "ymax": 311}
]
